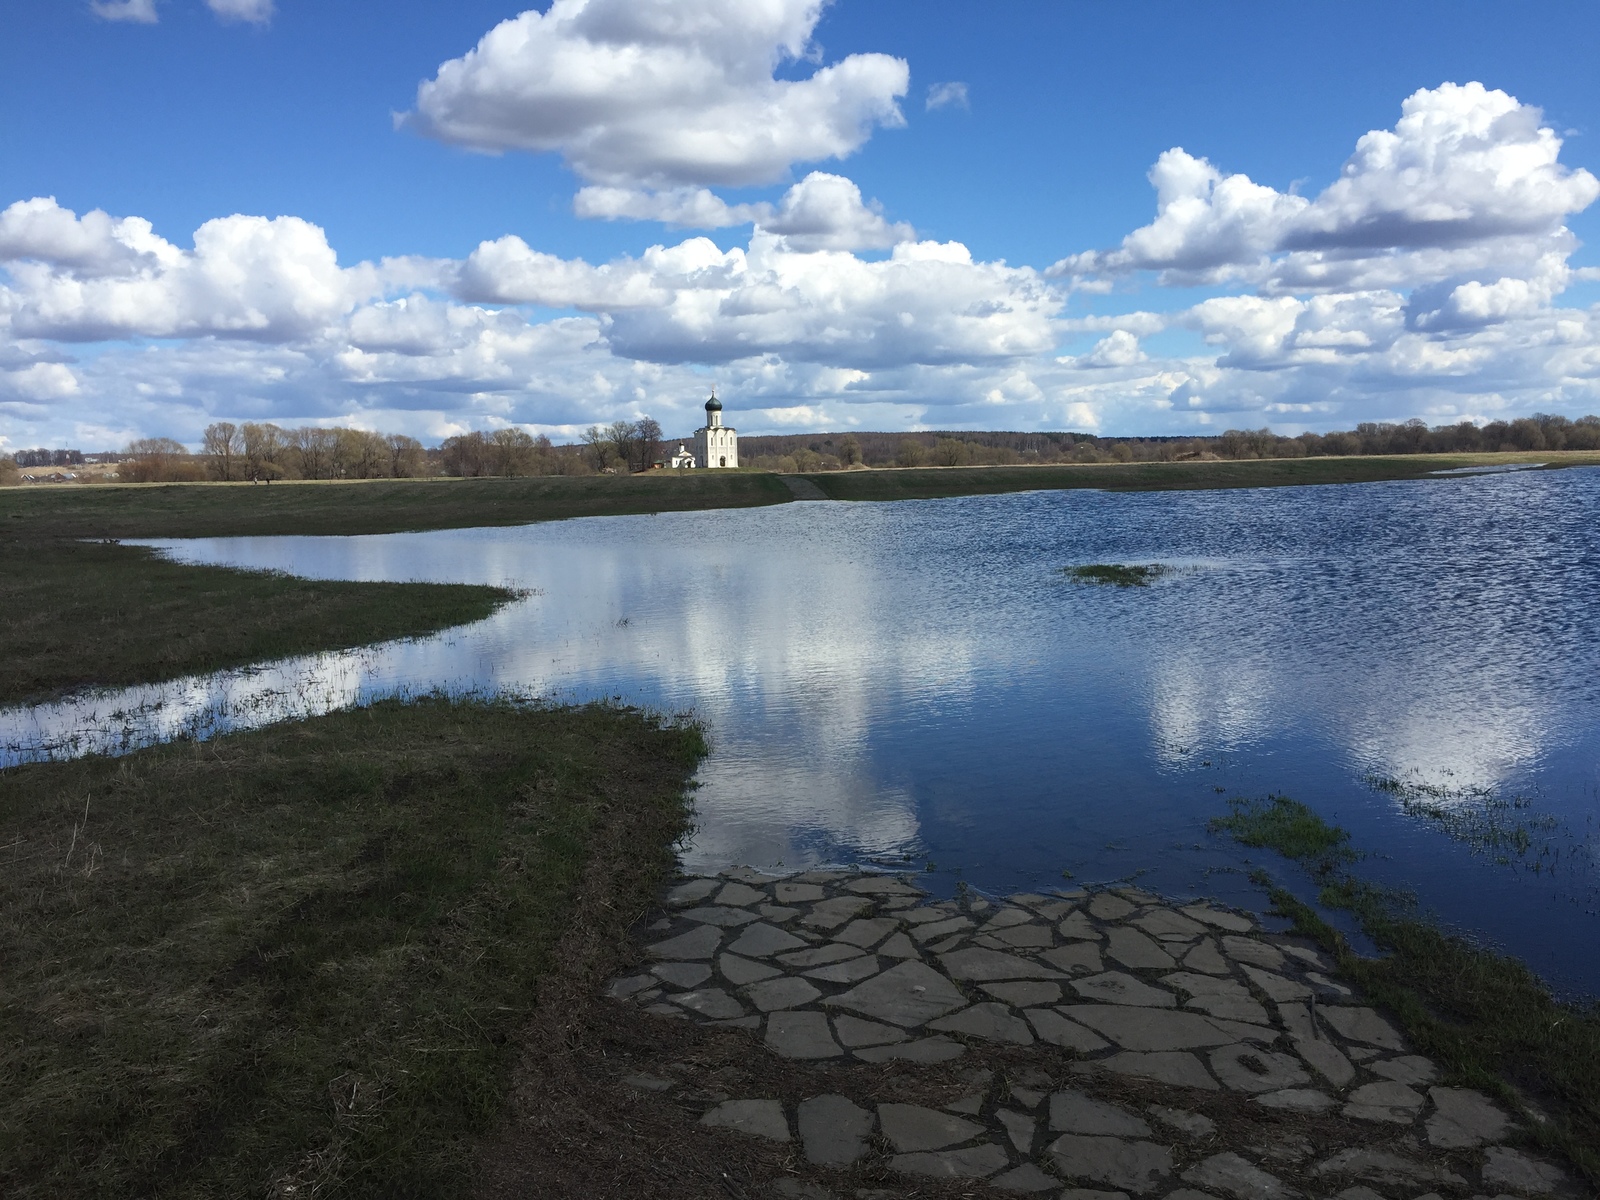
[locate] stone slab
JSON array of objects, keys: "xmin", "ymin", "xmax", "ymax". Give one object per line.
[
  {"xmin": 912, "ymin": 916, "xmax": 975, "ymax": 942},
  {"xmin": 942, "ymin": 946, "xmax": 1066, "ymax": 981},
  {"xmin": 878, "ymin": 1103, "xmax": 986, "ymax": 1152},
  {"xmin": 1088, "ymin": 893, "xmax": 1138, "ymax": 921},
  {"xmin": 776, "ymin": 943, "xmax": 864, "ymax": 968},
  {"xmin": 719, "ymin": 952, "xmax": 783, "ymax": 986},
  {"xmin": 1025, "ymin": 1008, "xmax": 1111, "ymax": 1053},
  {"xmin": 727, "ymin": 922, "xmax": 808, "ymax": 958},
  {"xmin": 1042, "ymin": 943, "xmax": 1105, "ymax": 974},
  {"xmin": 835, "ymin": 917, "xmax": 898, "ymax": 948},
  {"xmin": 833, "ymin": 1013, "xmax": 906, "ymax": 1047},
  {"xmin": 667, "ymin": 988, "xmax": 745, "ymax": 1020},
  {"xmin": 1182, "ymin": 939, "xmax": 1230, "ymax": 974},
  {"xmin": 1106, "ymin": 927, "xmax": 1177, "ymax": 970},
  {"xmin": 652, "ymin": 961, "xmax": 713, "ymax": 989},
  {"xmin": 1312, "ymin": 1148, "xmax": 1467, "ymax": 1189},
  {"xmin": 646, "ymin": 924, "xmax": 723, "ymax": 960},
  {"xmin": 666, "ymin": 877, "xmax": 721, "ymax": 907},
  {"xmin": 802, "ymin": 895, "xmax": 874, "ymax": 930},
  {"xmin": 699, "ymin": 1098, "xmax": 790, "ymax": 1141},
  {"xmin": 1426, "ymin": 1087, "xmax": 1509, "ymax": 1148},
  {"xmin": 1369, "ymin": 1054, "xmax": 1439, "ymax": 1085},
  {"xmin": 744, "ymin": 976, "xmax": 822, "ymax": 1012},
  {"xmin": 1060, "ymin": 911, "xmax": 1104, "ymax": 940},
  {"xmin": 1208, "ymin": 1045, "xmax": 1311, "ymax": 1093},
  {"xmin": 997, "ymin": 1107, "xmax": 1036, "ymax": 1153},
  {"xmin": 930, "ymin": 1002, "xmax": 1035, "ymax": 1044},
  {"xmin": 1482, "ymin": 1147, "xmax": 1568, "ymax": 1195},
  {"xmin": 1048, "ymin": 1133, "xmax": 1173, "ymax": 1194},
  {"xmin": 716, "ymin": 882, "xmax": 769, "ymax": 907},
  {"xmin": 1181, "ymin": 905, "xmax": 1254, "ymax": 933},
  {"xmin": 891, "ymin": 1145, "xmax": 1010, "ymax": 1179},
  {"xmin": 983, "ymin": 980, "xmax": 1062, "ymax": 1007},
  {"xmin": 1342, "ymin": 1080, "xmax": 1424, "ymax": 1123},
  {"xmin": 798, "ymin": 1094, "xmax": 874, "ymax": 1166},
  {"xmin": 991, "ymin": 924, "xmax": 1056, "ymax": 949},
  {"xmin": 877, "ymin": 931, "xmax": 919, "ymax": 959},
  {"xmin": 1239, "ymin": 963, "xmax": 1309, "ymax": 1002},
  {"xmin": 855, "ymin": 1036, "xmax": 965, "ymax": 1063},
  {"xmin": 1292, "ymin": 1034, "xmax": 1355, "ymax": 1088},
  {"xmin": 1091, "ymin": 1051, "xmax": 1219, "ymax": 1090},
  {"xmin": 992, "ymin": 1162, "xmax": 1061, "ymax": 1193},
  {"xmin": 774, "ymin": 882, "xmax": 825, "ymax": 904},
  {"xmin": 804, "ymin": 955, "xmax": 883, "ymax": 984},
  {"xmin": 1135, "ymin": 909, "xmax": 1210, "ymax": 939},
  {"xmin": 1049, "ymin": 1090, "xmax": 1152, "ymax": 1137},
  {"xmin": 1060, "ymin": 1005, "xmax": 1260, "ymax": 1051},
  {"xmin": 1255, "ymin": 1088, "xmax": 1335, "ymax": 1112},
  {"xmin": 680, "ymin": 905, "xmax": 761, "ymax": 927},
  {"xmin": 823, "ymin": 960, "xmax": 967, "ymax": 1026},
  {"xmin": 1073, "ymin": 971, "xmax": 1177, "ymax": 1007},
  {"xmin": 765, "ymin": 1010, "xmax": 842, "ymax": 1059},
  {"xmin": 1221, "ymin": 936, "xmax": 1286, "ymax": 970},
  {"xmin": 1182, "ymin": 1152, "xmax": 1292, "ymax": 1200}
]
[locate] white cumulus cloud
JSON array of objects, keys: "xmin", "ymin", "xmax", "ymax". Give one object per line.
[
  {"xmin": 90, "ymin": 0, "xmax": 158, "ymax": 23},
  {"xmin": 205, "ymin": 0, "xmax": 273, "ymax": 24},
  {"xmin": 1058, "ymin": 83, "xmax": 1600, "ymax": 295},
  {"xmin": 403, "ymin": 0, "xmax": 909, "ymax": 188},
  {"xmin": 573, "ymin": 171, "xmax": 913, "ymax": 251},
  {"xmin": 926, "ymin": 82, "xmax": 969, "ymax": 112}
]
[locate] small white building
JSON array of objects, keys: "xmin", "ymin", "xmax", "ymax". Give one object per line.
[
  {"xmin": 693, "ymin": 390, "xmax": 738, "ymax": 469},
  {"xmin": 667, "ymin": 442, "xmax": 697, "ymax": 469}
]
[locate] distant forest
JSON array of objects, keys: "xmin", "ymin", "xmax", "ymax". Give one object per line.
[{"xmin": 6, "ymin": 412, "xmax": 1598, "ymax": 484}]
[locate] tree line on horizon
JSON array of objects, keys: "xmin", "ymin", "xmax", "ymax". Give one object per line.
[{"xmin": 6, "ymin": 412, "xmax": 1599, "ymax": 485}]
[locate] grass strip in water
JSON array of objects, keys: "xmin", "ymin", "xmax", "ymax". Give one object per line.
[
  {"xmin": 1211, "ymin": 794, "xmax": 1600, "ymax": 1186},
  {"xmin": 0, "ymin": 695, "xmax": 706, "ymax": 1199},
  {"xmin": 0, "ymin": 472, "xmax": 794, "ymax": 540},
  {"xmin": 1066, "ymin": 563, "xmax": 1173, "ymax": 588},
  {"xmin": 0, "ymin": 537, "xmax": 516, "ymax": 706}
]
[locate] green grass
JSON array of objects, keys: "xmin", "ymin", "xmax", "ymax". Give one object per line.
[
  {"xmin": 0, "ymin": 695, "xmax": 706, "ymax": 1199},
  {"xmin": 1066, "ymin": 563, "xmax": 1172, "ymax": 588},
  {"xmin": 6, "ymin": 452, "xmax": 1598, "ymax": 543},
  {"xmin": 0, "ymin": 472, "xmax": 794, "ymax": 540},
  {"xmin": 1212, "ymin": 795, "xmax": 1600, "ymax": 1186},
  {"xmin": 802, "ymin": 450, "xmax": 1600, "ymax": 504},
  {"xmin": 0, "ymin": 538, "xmax": 517, "ymax": 706}
]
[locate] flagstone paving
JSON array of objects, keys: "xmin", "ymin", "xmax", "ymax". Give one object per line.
[{"xmin": 606, "ymin": 866, "xmax": 1578, "ymax": 1199}]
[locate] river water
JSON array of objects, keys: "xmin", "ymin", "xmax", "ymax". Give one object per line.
[{"xmin": 5, "ymin": 468, "xmax": 1598, "ymax": 993}]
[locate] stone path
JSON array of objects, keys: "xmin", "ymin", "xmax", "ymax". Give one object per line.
[{"xmin": 605, "ymin": 867, "xmax": 1578, "ymax": 1200}]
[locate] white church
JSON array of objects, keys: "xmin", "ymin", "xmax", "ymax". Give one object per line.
[{"xmin": 669, "ymin": 390, "xmax": 739, "ymax": 469}]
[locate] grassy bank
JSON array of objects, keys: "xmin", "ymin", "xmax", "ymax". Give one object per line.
[
  {"xmin": 6, "ymin": 452, "xmax": 1599, "ymax": 542},
  {"xmin": 1213, "ymin": 794, "xmax": 1600, "ymax": 1186},
  {"xmin": 0, "ymin": 538, "xmax": 516, "ymax": 706},
  {"xmin": 0, "ymin": 471, "xmax": 793, "ymax": 540},
  {"xmin": 802, "ymin": 450, "xmax": 1600, "ymax": 503},
  {"xmin": 0, "ymin": 696, "xmax": 705, "ymax": 1199}
]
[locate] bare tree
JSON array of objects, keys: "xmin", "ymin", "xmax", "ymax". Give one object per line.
[
  {"xmin": 201, "ymin": 422, "xmax": 242, "ymax": 480},
  {"xmin": 386, "ymin": 434, "xmax": 425, "ymax": 478},
  {"xmin": 122, "ymin": 438, "xmax": 199, "ymax": 483},
  {"xmin": 240, "ymin": 423, "xmax": 288, "ymax": 481},
  {"xmin": 489, "ymin": 428, "xmax": 536, "ymax": 477},
  {"xmin": 581, "ymin": 425, "xmax": 614, "ymax": 472},
  {"xmin": 630, "ymin": 417, "xmax": 662, "ymax": 473}
]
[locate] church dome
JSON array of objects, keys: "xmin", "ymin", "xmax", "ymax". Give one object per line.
[{"xmin": 705, "ymin": 391, "xmax": 722, "ymax": 412}]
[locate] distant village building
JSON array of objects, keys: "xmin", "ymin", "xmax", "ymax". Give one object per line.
[
  {"xmin": 693, "ymin": 390, "xmax": 738, "ymax": 469},
  {"xmin": 667, "ymin": 442, "xmax": 697, "ymax": 469}
]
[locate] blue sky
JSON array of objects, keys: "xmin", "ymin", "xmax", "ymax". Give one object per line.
[{"xmin": 3, "ymin": 0, "xmax": 1599, "ymax": 448}]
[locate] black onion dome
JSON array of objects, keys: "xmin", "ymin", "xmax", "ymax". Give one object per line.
[{"xmin": 705, "ymin": 391, "xmax": 722, "ymax": 412}]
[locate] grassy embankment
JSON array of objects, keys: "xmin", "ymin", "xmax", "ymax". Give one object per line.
[
  {"xmin": 0, "ymin": 696, "xmax": 705, "ymax": 1199},
  {"xmin": 5, "ymin": 451, "xmax": 1600, "ymax": 543},
  {"xmin": 802, "ymin": 449, "xmax": 1600, "ymax": 503},
  {"xmin": 0, "ymin": 538, "xmax": 515, "ymax": 706},
  {"xmin": 1212, "ymin": 794, "xmax": 1600, "ymax": 1187}
]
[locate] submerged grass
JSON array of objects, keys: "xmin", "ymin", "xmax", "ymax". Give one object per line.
[
  {"xmin": 0, "ymin": 695, "xmax": 706, "ymax": 1199},
  {"xmin": 0, "ymin": 538, "xmax": 517, "ymax": 706},
  {"xmin": 1212, "ymin": 795, "xmax": 1600, "ymax": 1185},
  {"xmin": 1066, "ymin": 563, "xmax": 1173, "ymax": 588}
]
